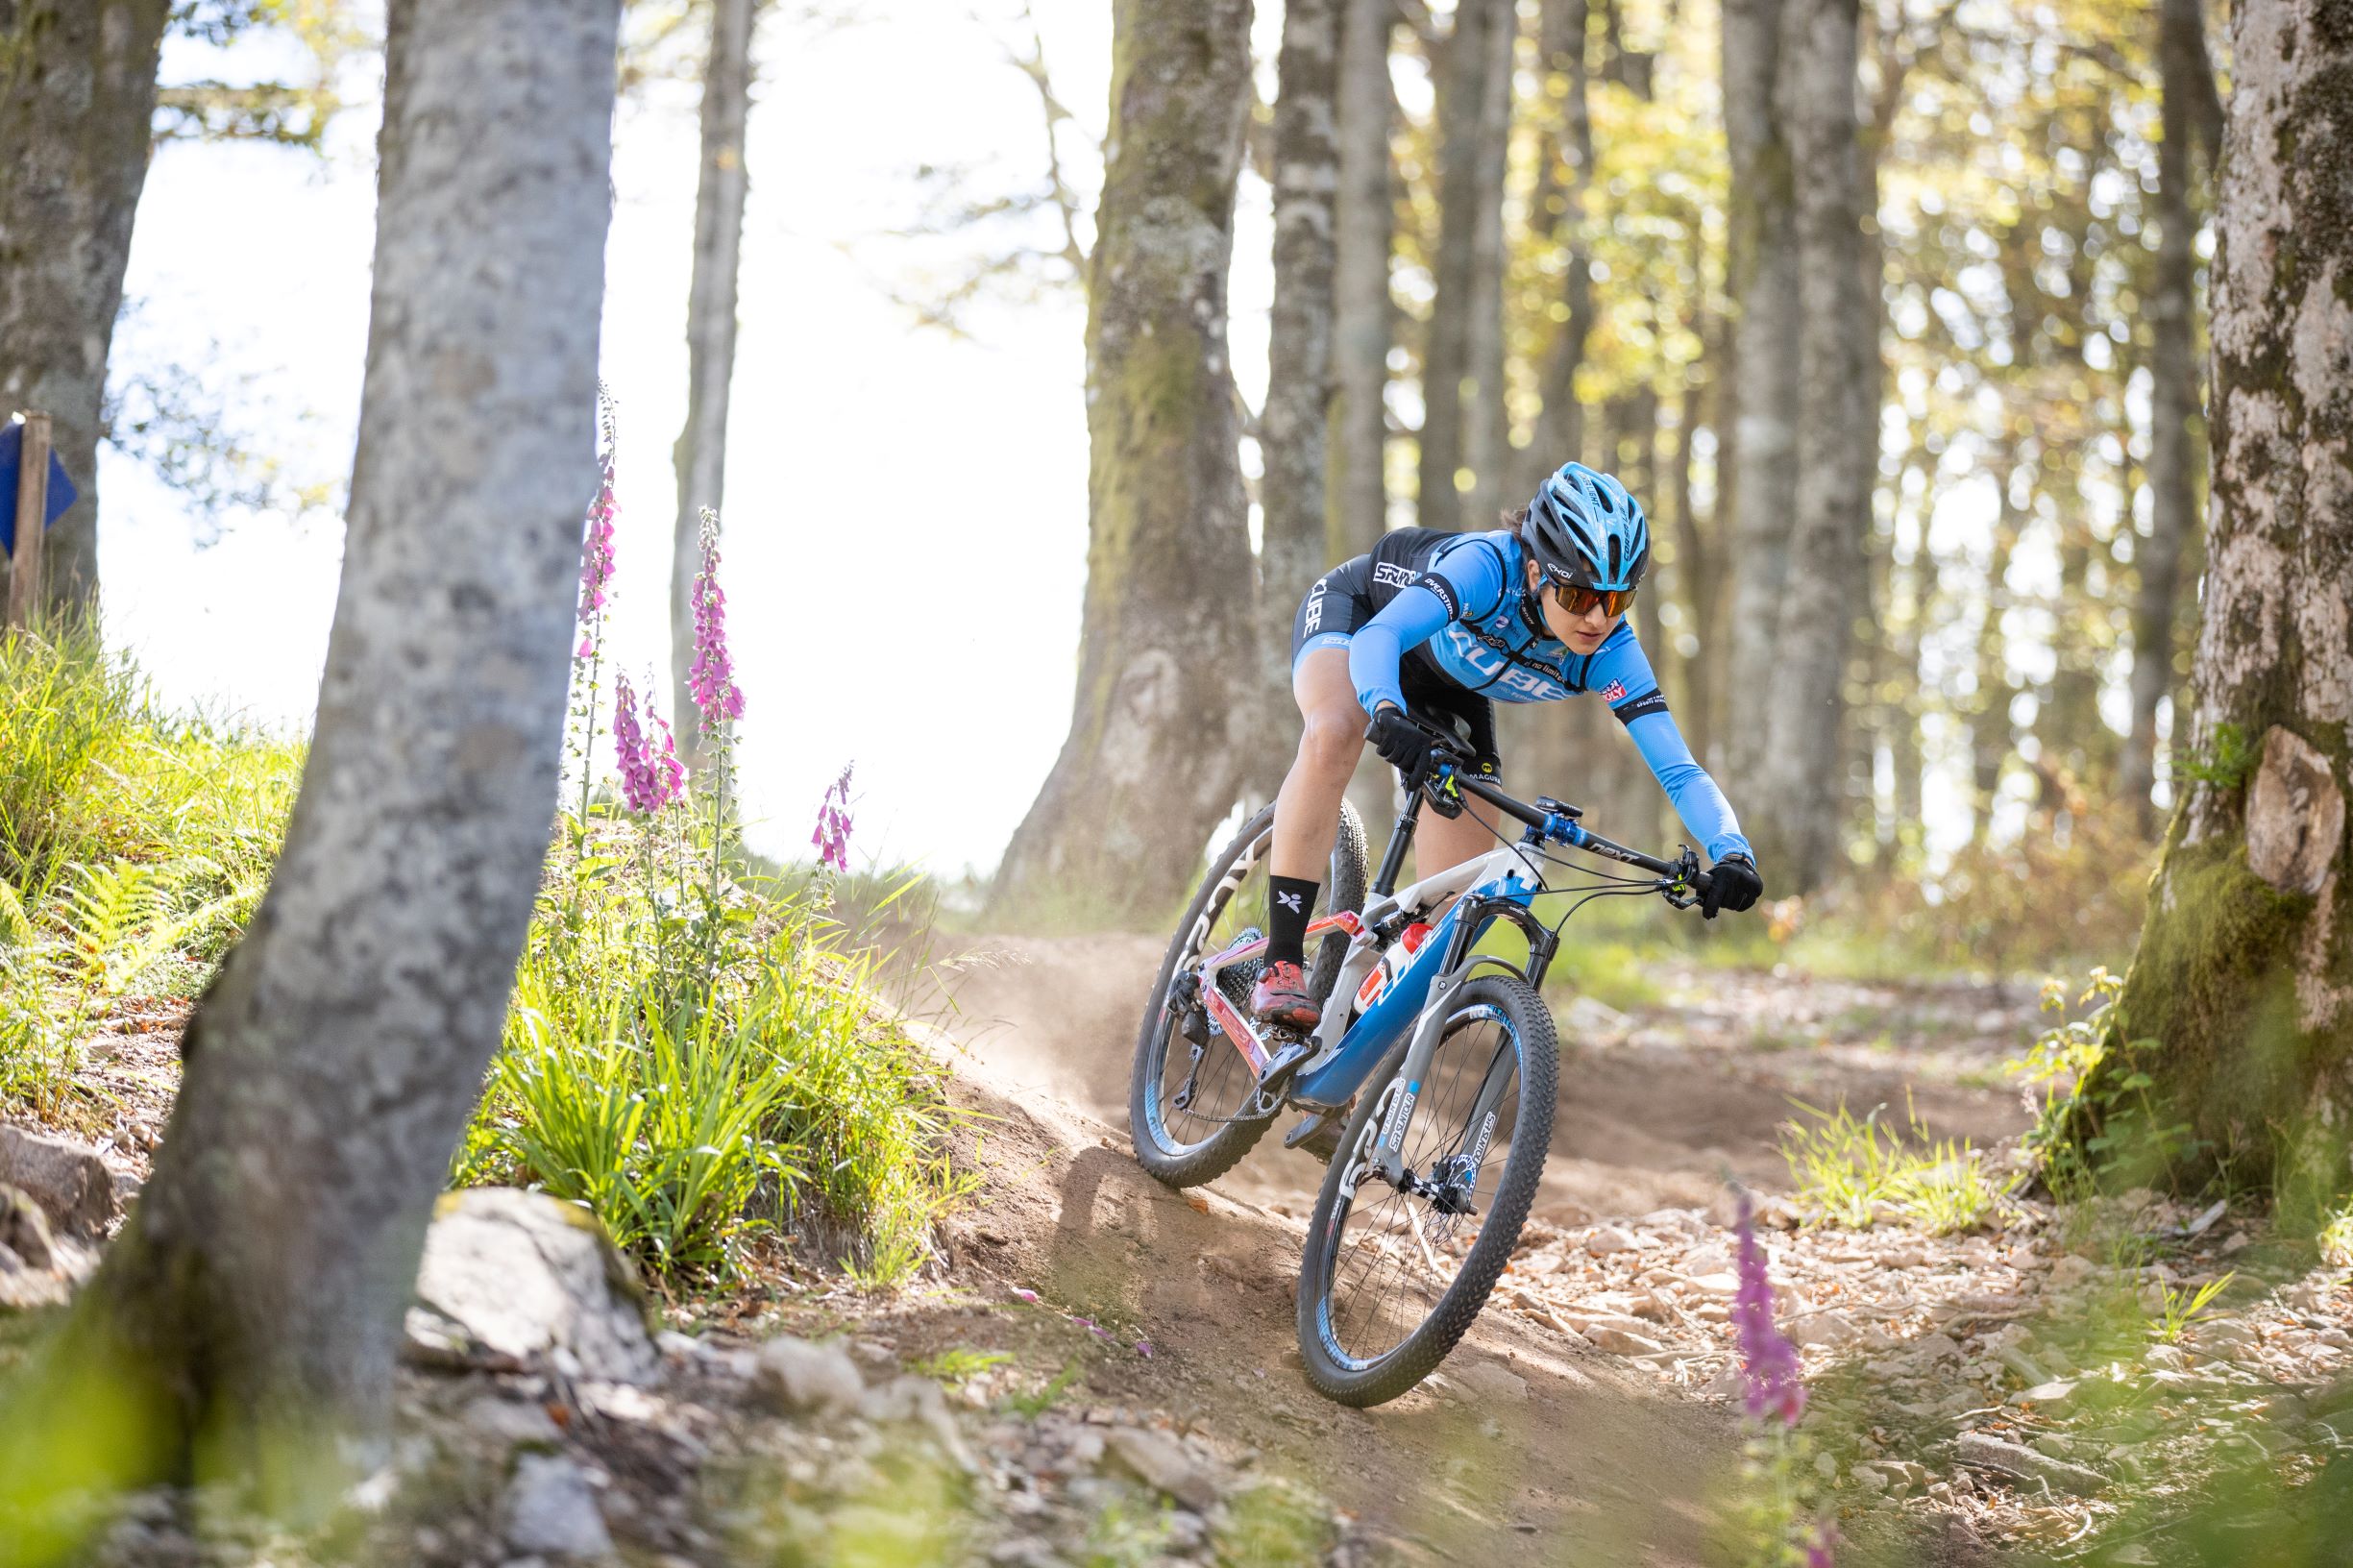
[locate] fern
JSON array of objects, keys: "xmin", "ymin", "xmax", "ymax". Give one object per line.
[
  {"xmin": 0, "ymin": 880, "xmax": 34, "ymax": 950},
  {"xmin": 61, "ymin": 862, "xmax": 162, "ymax": 990}
]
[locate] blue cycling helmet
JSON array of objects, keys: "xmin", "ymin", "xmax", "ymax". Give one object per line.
[{"xmin": 1526, "ymin": 461, "xmax": 1650, "ymax": 594}]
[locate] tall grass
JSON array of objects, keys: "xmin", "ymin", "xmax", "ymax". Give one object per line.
[
  {"xmin": 1778, "ymin": 1096, "xmax": 2003, "ymax": 1234},
  {"xmin": 455, "ymin": 828, "xmax": 964, "ymax": 1286},
  {"xmin": 0, "ymin": 625, "xmax": 303, "ymax": 1115}
]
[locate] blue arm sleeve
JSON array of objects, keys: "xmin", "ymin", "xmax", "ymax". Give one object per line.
[
  {"xmin": 1587, "ymin": 627, "xmax": 1752, "ymax": 863},
  {"xmin": 1624, "ymin": 711, "xmax": 1753, "ymax": 864},
  {"xmin": 1345, "ymin": 543, "xmax": 1507, "ymax": 716},
  {"xmin": 1346, "ymin": 584, "xmax": 1447, "ymax": 716}
]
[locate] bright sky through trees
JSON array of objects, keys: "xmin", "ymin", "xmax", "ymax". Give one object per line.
[{"xmin": 108, "ymin": 1, "xmax": 1161, "ymax": 878}]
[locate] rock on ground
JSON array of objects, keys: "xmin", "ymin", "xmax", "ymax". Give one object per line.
[
  {"xmin": 751, "ymin": 1335, "xmax": 866, "ymax": 1418},
  {"xmin": 407, "ymin": 1188, "xmax": 657, "ymax": 1384},
  {"xmin": 0, "ymin": 1124, "xmax": 115, "ymax": 1238},
  {"xmin": 1102, "ymin": 1426, "xmax": 1218, "ymax": 1513},
  {"xmin": 860, "ymin": 1373, "xmax": 980, "ymax": 1474},
  {"xmin": 1953, "ymin": 1431, "xmax": 2107, "ymax": 1496},
  {"xmin": 502, "ymin": 1451, "xmax": 613, "ymax": 1558}
]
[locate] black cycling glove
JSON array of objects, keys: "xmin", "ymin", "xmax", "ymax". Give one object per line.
[
  {"xmin": 1366, "ymin": 705, "xmax": 1434, "ymax": 774},
  {"xmin": 1702, "ymin": 853, "xmax": 1763, "ymax": 919}
]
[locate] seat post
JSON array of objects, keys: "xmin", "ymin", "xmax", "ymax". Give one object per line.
[{"xmin": 1371, "ymin": 789, "xmax": 1423, "ymax": 896}]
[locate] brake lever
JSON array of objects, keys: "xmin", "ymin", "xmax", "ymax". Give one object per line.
[{"xmin": 1660, "ymin": 845, "xmax": 1708, "ymax": 910}]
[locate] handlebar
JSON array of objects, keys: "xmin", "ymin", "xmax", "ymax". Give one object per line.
[{"xmin": 1384, "ymin": 710, "xmax": 1715, "ymax": 901}]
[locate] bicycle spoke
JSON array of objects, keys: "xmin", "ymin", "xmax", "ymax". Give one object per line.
[{"xmin": 1314, "ymin": 1004, "xmax": 1526, "ymax": 1370}]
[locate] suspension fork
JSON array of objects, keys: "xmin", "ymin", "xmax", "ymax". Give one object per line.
[{"xmin": 1354, "ymin": 894, "xmax": 1550, "ymax": 1191}]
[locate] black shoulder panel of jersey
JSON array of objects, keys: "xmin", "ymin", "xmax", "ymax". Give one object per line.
[{"xmin": 1611, "ymin": 688, "xmax": 1671, "ymax": 725}]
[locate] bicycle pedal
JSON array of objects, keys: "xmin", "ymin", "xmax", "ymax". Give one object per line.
[
  {"xmin": 1257, "ymin": 1033, "xmax": 1312, "ymax": 1084},
  {"xmin": 1241, "ymin": 1036, "xmax": 1313, "ymax": 1120}
]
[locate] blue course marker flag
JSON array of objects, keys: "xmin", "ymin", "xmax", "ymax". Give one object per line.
[{"xmin": 0, "ymin": 420, "xmax": 80, "ymax": 556}]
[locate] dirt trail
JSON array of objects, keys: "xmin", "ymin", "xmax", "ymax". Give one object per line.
[{"xmin": 902, "ymin": 932, "xmax": 2039, "ymax": 1562}]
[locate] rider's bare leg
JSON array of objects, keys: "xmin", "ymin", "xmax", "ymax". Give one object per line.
[
  {"xmin": 1275, "ymin": 648, "xmax": 1501, "ymax": 891},
  {"xmin": 1271, "ymin": 647, "xmax": 1366, "ymax": 883}
]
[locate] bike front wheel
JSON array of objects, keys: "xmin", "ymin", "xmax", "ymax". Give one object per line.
[{"xmin": 1294, "ymin": 974, "xmax": 1557, "ymax": 1406}]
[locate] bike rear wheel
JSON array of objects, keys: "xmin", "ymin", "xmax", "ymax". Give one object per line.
[
  {"xmin": 1127, "ymin": 799, "xmax": 1366, "ymax": 1188},
  {"xmin": 1294, "ymin": 974, "xmax": 1557, "ymax": 1406}
]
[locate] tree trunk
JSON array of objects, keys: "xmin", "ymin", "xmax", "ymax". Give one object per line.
[
  {"xmin": 1669, "ymin": 376, "xmax": 1719, "ymax": 766},
  {"xmin": 671, "ymin": 0, "xmax": 757, "ymax": 766},
  {"xmin": 1328, "ymin": 0, "xmax": 1396, "ymax": 562},
  {"xmin": 1461, "ymin": 0, "xmax": 1515, "ymax": 530},
  {"xmin": 1525, "ymin": 0, "xmax": 1594, "ymax": 497},
  {"xmin": 1263, "ymin": 0, "xmax": 1341, "ymax": 648},
  {"xmin": 1332, "ymin": 0, "xmax": 1399, "ymax": 845},
  {"xmin": 6, "ymin": 0, "xmax": 620, "ymax": 1518},
  {"xmin": 0, "ymin": 0, "xmax": 171, "ymax": 620},
  {"xmin": 2119, "ymin": 0, "xmax": 2218, "ymax": 831},
  {"xmin": 1415, "ymin": 0, "xmax": 1505, "ymax": 531},
  {"xmin": 1969, "ymin": 456, "xmax": 2022, "ymax": 847},
  {"xmin": 1749, "ymin": 0, "xmax": 1869, "ymax": 890},
  {"xmin": 990, "ymin": 0, "xmax": 1259, "ymax": 924},
  {"xmin": 2088, "ymin": 0, "xmax": 2353, "ymax": 1188},
  {"xmin": 2045, "ymin": 510, "xmax": 2106, "ymax": 789},
  {"xmin": 1716, "ymin": 0, "xmax": 1801, "ymax": 800}
]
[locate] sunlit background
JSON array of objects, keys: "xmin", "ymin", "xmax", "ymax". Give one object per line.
[{"xmin": 108, "ymin": 0, "xmax": 2136, "ymax": 881}]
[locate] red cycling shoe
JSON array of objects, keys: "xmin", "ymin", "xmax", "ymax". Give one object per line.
[{"xmin": 1249, "ymin": 959, "xmax": 1319, "ymax": 1031}]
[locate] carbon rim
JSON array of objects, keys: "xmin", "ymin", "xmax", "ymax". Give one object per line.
[{"xmin": 1311, "ymin": 1002, "xmax": 1526, "ymax": 1372}]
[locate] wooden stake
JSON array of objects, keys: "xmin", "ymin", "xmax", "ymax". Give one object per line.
[{"xmin": 6, "ymin": 412, "xmax": 51, "ymax": 632}]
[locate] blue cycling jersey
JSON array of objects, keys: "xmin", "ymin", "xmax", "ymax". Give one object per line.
[{"xmin": 1340, "ymin": 529, "xmax": 1753, "ymax": 864}]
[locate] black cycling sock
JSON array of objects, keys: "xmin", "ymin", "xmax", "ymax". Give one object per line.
[{"xmin": 1265, "ymin": 875, "xmax": 1320, "ymax": 968}]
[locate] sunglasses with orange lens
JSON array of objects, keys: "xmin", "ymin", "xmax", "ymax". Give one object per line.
[{"xmin": 1551, "ymin": 580, "xmax": 1636, "ymax": 618}]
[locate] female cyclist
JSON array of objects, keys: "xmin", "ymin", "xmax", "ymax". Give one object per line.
[{"xmin": 1251, "ymin": 461, "xmax": 1765, "ymax": 1028}]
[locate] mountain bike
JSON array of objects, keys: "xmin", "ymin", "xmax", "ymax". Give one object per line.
[{"xmin": 1127, "ymin": 715, "xmax": 1720, "ymax": 1406}]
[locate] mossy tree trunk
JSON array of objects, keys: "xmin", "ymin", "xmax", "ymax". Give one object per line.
[
  {"xmin": 1414, "ymin": 0, "xmax": 1507, "ymax": 532},
  {"xmin": 1749, "ymin": 0, "xmax": 1872, "ymax": 891},
  {"xmin": 1716, "ymin": 0, "xmax": 1801, "ymax": 809},
  {"xmin": 0, "ymin": 0, "xmax": 171, "ymax": 620},
  {"xmin": 671, "ymin": 0, "xmax": 758, "ymax": 771},
  {"xmin": 2118, "ymin": 0, "xmax": 2223, "ymax": 830},
  {"xmin": 0, "ymin": 0, "xmax": 619, "ymax": 1525},
  {"xmin": 1262, "ymin": 0, "xmax": 1340, "ymax": 696},
  {"xmin": 1331, "ymin": 0, "xmax": 1401, "ymax": 847},
  {"xmin": 1329, "ymin": 0, "xmax": 1395, "ymax": 563},
  {"xmin": 1460, "ymin": 0, "xmax": 1515, "ymax": 531},
  {"xmin": 2089, "ymin": 0, "xmax": 2353, "ymax": 1192},
  {"xmin": 990, "ymin": 0, "xmax": 1260, "ymax": 926},
  {"xmin": 1524, "ymin": 0, "xmax": 1594, "ymax": 499}
]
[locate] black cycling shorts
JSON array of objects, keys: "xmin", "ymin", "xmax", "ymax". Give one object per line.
[{"xmin": 1289, "ymin": 551, "xmax": 1501, "ymax": 778}]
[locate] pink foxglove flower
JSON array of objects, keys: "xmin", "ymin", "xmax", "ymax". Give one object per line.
[
  {"xmin": 687, "ymin": 507, "xmax": 745, "ymax": 727},
  {"xmin": 812, "ymin": 764, "xmax": 854, "ymax": 872},
  {"xmin": 612, "ymin": 674, "xmax": 680, "ymax": 816},
  {"xmin": 576, "ymin": 391, "xmax": 620, "ymax": 647},
  {"xmin": 647, "ymin": 706, "xmax": 686, "ymax": 808},
  {"xmin": 1731, "ymin": 1188, "xmax": 1807, "ymax": 1428}
]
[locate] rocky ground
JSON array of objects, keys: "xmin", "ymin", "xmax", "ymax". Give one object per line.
[{"xmin": 4, "ymin": 940, "xmax": 2351, "ymax": 1566}]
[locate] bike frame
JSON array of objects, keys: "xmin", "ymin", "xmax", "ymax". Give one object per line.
[{"xmin": 1187, "ymin": 755, "xmax": 1704, "ymax": 1180}]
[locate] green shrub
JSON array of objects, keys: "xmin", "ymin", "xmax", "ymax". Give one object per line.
[
  {"xmin": 457, "ymin": 824, "xmax": 964, "ymax": 1286},
  {"xmin": 0, "ymin": 626, "xmax": 302, "ymax": 1116},
  {"xmin": 1778, "ymin": 1095, "xmax": 2002, "ymax": 1234}
]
